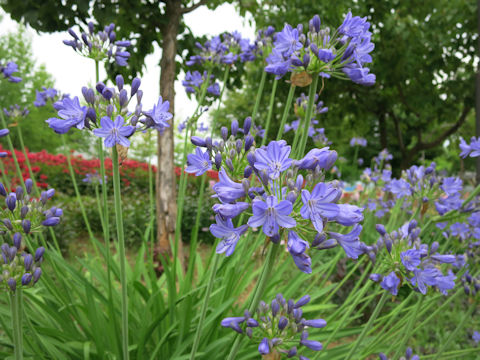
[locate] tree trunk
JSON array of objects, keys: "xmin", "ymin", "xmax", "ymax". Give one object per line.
[{"xmin": 157, "ymin": 0, "xmax": 182, "ymax": 254}]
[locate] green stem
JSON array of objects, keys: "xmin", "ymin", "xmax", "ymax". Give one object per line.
[
  {"xmin": 433, "ymin": 302, "xmax": 476, "ymax": 360},
  {"xmin": 296, "ymin": 76, "xmax": 319, "ymax": 157},
  {"xmin": 112, "ymin": 146, "xmax": 129, "ymax": 360},
  {"xmin": 61, "ymin": 136, "xmax": 98, "ymax": 256},
  {"xmin": 0, "ymin": 112, "xmax": 26, "ymax": 193},
  {"xmin": 189, "ymin": 254, "xmax": 221, "ymax": 360},
  {"xmin": 226, "ymin": 244, "xmax": 279, "ymax": 360},
  {"xmin": 345, "ymin": 291, "xmax": 389, "ymax": 360},
  {"xmin": 251, "ymin": 71, "xmax": 267, "ymax": 127},
  {"xmin": 391, "ymin": 294, "xmax": 424, "ymax": 358},
  {"xmin": 276, "ymin": 85, "xmax": 296, "ymax": 140},
  {"xmin": 261, "ymin": 78, "xmax": 278, "ymax": 146},
  {"xmin": 10, "ymin": 290, "xmax": 23, "ymax": 360}
]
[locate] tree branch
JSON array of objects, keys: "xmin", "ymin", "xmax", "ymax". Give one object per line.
[{"xmin": 181, "ymin": 0, "xmax": 208, "ymax": 14}]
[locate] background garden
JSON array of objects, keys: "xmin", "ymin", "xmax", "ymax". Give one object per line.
[{"xmin": 0, "ymin": 0, "xmax": 479, "ymax": 359}]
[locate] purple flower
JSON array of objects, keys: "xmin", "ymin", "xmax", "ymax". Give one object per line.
[
  {"xmin": 221, "ymin": 316, "xmax": 244, "ymax": 333},
  {"xmin": 185, "ymin": 148, "xmax": 212, "ymax": 176},
  {"xmin": 400, "ymin": 249, "xmax": 421, "ymax": 271},
  {"xmin": 1, "ymin": 61, "xmax": 22, "ymax": 82},
  {"xmin": 258, "ymin": 337, "xmax": 270, "ymax": 355},
  {"xmin": 473, "ymin": 331, "xmax": 480, "ymax": 344},
  {"xmin": 93, "ymin": 115, "xmax": 135, "ymax": 147},
  {"xmin": 410, "ymin": 268, "xmax": 439, "ymax": 295},
  {"xmin": 46, "ymin": 96, "xmax": 87, "ymax": 134},
  {"xmin": 248, "ymin": 195, "xmax": 296, "ymax": 237},
  {"xmin": 380, "ymin": 271, "xmax": 400, "ymax": 296},
  {"xmin": 389, "ymin": 179, "xmax": 412, "ymax": 199},
  {"xmin": 338, "ymin": 12, "xmax": 370, "ymax": 38},
  {"xmin": 328, "ymin": 225, "xmax": 363, "ymax": 259},
  {"xmin": 144, "ymin": 96, "xmax": 172, "ymax": 133},
  {"xmin": 288, "ymin": 231, "xmax": 312, "ymax": 274},
  {"xmin": 211, "ymin": 215, "xmax": 249, "ymax": 256},
  {"xmin": 435, "ymin": 270, "xmax": 456, "ymax": 295},
  {"xmin": 459, "ymin": 137, "xmax": 480, "ymax": 158},
  {"xmin": 296, "ymin": 148, "xmax": 337, "ymax": 171},
  {"xmin": 265, "ymin": 49, "xmax": 292, "ymax": 78},
  {"xmin": 350, "ymin": 137, "xmax": 367, "ymax": 147},
  {"xmin": 435, "ymin": 194, "xmax": 462, "ymax": 216},
  {"xmin": 253, "ymin": 141, "xmax": 292, "ymax": 179},
  {"xmin": 300, "ymin": 183, "xmax": 340, "ymax": 233},
  {"xmin": 212, "ymin": 169, "xmax": 245, "ymax": 203},
  {"xmin": 334, "ymin": 204, "xmax": 364, "ymax": 226},
  {"xmin": 440, "ymin": 177, "xmax": 462, "ymax": 196},
  {"xmin": 274, "ymin": 24, "xmax": 303, "ymax": 57},
  {"xmin": 212, "ymin": 202, "xmax": 249, "ymax": 219}
]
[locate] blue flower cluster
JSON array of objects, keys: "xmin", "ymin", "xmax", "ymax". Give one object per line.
[
  {"xmin": 0, "ymin": 61, "xmax": 21, "ymax": 83},
  {"xmin": 350, "ymin": 137, "xmax": 367, "ymax": 147},
  {"xmin": 3, "ymin": 104, "xmax": 29, "ymax": 120},
  {"xmin": 265, "ymin": 13, "xmax": 375, "ymax": 85},
  {"xmin": 186, "ymin": 118, "xmax": 366, "ymax": 273},
  {"xmin": 64, "ymin": 22, "xmax": 131, "ymax": 66},
  {"xmin": 46, "ymin": 75, "xmax": 172, "ymax": 147},
  {"xmin": 34, "ymin": 87, "xmax": 59, "ymax": 107},
  {"xmin": 370, "ymin": 220, "xmax": 459, "ymax": 296},
  {"xmin": 1, "ymin": 234, "xmax": 44, "ymax": 292},
  {"xmin": 182, "ymin": 70, "xmax": 220, "ymax": 97},
  {"xmin": 0, "ymin": 179, "xmax": 62, "ymax": 235},
  {"xmin": 82, "ymin": 171, "xmax": 107, "ymax": 185},
  {"xmin": 221, "ymin": 294, "xmax": 325, "ymax": 359},
  {"xmin": 186, "ymin": 31, "xmax": 259, "ymax": 67}
]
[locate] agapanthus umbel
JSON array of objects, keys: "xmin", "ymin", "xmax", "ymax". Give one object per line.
[
  {"xmin": 264, "ymin": 13, "xmax": 375, "ymax": 86},
  {"xmin": 34, "ymin": 87, "xmax": 59, "ymax": 107},
  {"xmin": 350, "ymin": 137, "xmax": 367, "ymax": 147},
  {"xmin": 63, "ymin": 21, "xmax": 132, "ymax": 66},
  {"xmin": 82, "ymin": 171, "xmax": 107, "ymax": 185},
  {"xmin": 1, "ymin": 234, "xmax": 44, "ymax": 292},
  {"xmin": 46, "ymin": 75, "xmax": 172, "ymax": 146},
  {"xmin": 369, "ymin": 220, "xmax": 459, "ymax": 296},
  {"xmin": 187, "ymin": 117, "xmax": 365, "ymax": 273},
  {"xmin": 0, "ymin": 179, "xmax": 62, "ymax": 235},
  {"xmin": 221, "ymin": 294, "xmax": 325, "ymax": 359},
  {"xmin": 186, "ymin": 31, "xmax": 259, "ymax": 67},
  {"xmin": 3, "ymin": 104, "xmax": 29, "ymax": 119},
  {"xmin": 182, "ymin": 70, "xmax": 221, "ymax": 98},
  {"xmin": 0, "ymin": 61, "xmax": 22, "ymax": 83}
]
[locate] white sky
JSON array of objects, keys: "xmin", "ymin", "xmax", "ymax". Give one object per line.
[{"xmin": 0, "ymin": 4, "xmax": 255, "ymax": 121}]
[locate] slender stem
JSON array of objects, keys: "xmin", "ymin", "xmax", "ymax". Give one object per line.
[
  {"xmin": 261, "ymin": 78, "xmax": 278, "ymax": 146},
  {"xmin": 296, "ymin": 75, "xmax": 319, "ymax": 157},
  {"xmin": 433, "ymin": 302, "xmax": 476, "ymax": 360},
  {"xmin": 251, "ymin": 71, "xmax": 267, "ymax": 127},
  {"xmin": 189, "ymin": 254, "xmax": 221, "ymax": 360},
  {"xmin": 276, "ymin": 85, "xmax": 296, "ymax": 140},
  {"xmin": 10, "ymin": 291, "xmax": 23, "ymax": 360},
  {"xmin": 0, "ymin": 112, "xmax": 26, "ymax": 193},
  {"xmin": 112, "ymin": 146, "xmax": 129, "ymax": 360},
  {"xmin": 391, "ymin": 294, "xmax": 424, "ymax": 358},
  {"xmin": 61, "ymin": 136, "xmax": 98, "ymax": 255},
  {"xmin": 226, "ymin": 244, "xmax": 279, "ymax": 360},
  {"xmin": 344, "ymin": 291, "xmax": 389, "ymax": 360}
]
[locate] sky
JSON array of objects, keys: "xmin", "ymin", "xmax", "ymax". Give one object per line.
[{"xmin": 0, "ymin": 4, "xmax": 255, "ymax": 122}]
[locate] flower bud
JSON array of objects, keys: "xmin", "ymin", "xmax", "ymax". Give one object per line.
[
  {"xmin": 22, "ymin": 273, "xmax": 32, "ymax": 286},
  {"xmin": 33, "ymin": 268, "xmax": 42, "ymax": 283},
  {"xmin": 6, "ymin": 193, "xmax": 16, "ymax": 211},
  {"xmin": 244, "ymin": 165, "xmax": 253, "ymax": 178},
  {"xmin": 205, "ymin": 137, "xmax": 213, "ymax": 152},
  {"xmin": 3, "ymin": 219, "xmax": 13, "ymax": 230},
  {"xmin": 13, "ymin": 233, "xmax": 21, "ymax": 249},
  {"xmin": 119, "ymin": 89, "xmax": 128, "ymax": 107},
  {"xmin": 115, "ymin": 74, "xmax": 124, "ymax": 90},
  {"xmin": 7, "ymin": 278, "xmax": 16, "ymax": 292},
  {"xmin": 131, "ymin": 78, "xmax": 141, "ymax": 97},
  {"xmin": 247, "ymin": 152, "xmax": 256, "ymax": 166},
  {"xmin": 0, "ymin": 183, "xmax": 6, "ymax": 196},
  {"xmin": 271, "ymin": 299, "xmax": 279, "ymax": 317},
  {"xmin": 243, "ymin": 117, "xmax": 251, "ymax": 134},
  {"xmin": 25, "ymin": 179, "xmax": 33, "ymax": 194},
  {"xmin": 191, "ymin": 136, "xmax": 206, "ymax": 147},
  {"xmin": 369, "ymin": 273, "xmax": 382, "ymax": 282},
  {"xmin": 231, "ymin": 119, "xmax": 239, "ymax": 136},
  {"xmin": 278, "ymin": 316, "xmax": 288, "ymax": 330},
  {"xmin": 22, "ymin": 219, "xmax": 31, "ymax": 234},
  {"xmin": 24, "ymin": 254, "xmax": 33, "ymax": 271},
  {"xmin": 235, "ymin": 139, "xmax": 242, "ymax": 154},
  {"xmin": 225, "ymin": 158, "xmax": 234, "ymax": 172},
  {"xmin": 42, "ymin": 217, "xmax": 60, "ymax": 227},
  {"xmin": 244, "ymin": 135, "xmax": 254, "ymax": 151},
  {"xmin": 214, "ymin": 153, "xmax": 222, "ymax": 170},
  {"xmin": 35, "ymin": 247, "xmax": 45, "ymax": 262},
  {"xmin": 221, "ymin": 127, "xmax": 228, "ymax": 141}
]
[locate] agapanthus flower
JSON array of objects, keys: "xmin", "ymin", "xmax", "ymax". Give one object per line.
[
  {"xmin": 144, "ymin": 96, "xmax": 172, "ymax": 133},
  {"xmin": 93, "ymin": 116, "xmax": 134, "ymax": 147},
  {"xmin": 248, "ymin": 195, "xmax": 296, "ymax": 237},
  {"xmin": 300, "ymin": 183, "xmax": 339, "ymax": 233},
  {"xmin": 379, "ymin": 347, "xmax": 419, "ymax": 360},
  {"xmin": 182, "ymin": 70, "xmax": 221, "ymax": 99},
  {"xmin": 211, "ymin": 215, "xmax": 248, "ymax": 256},
  {"xmin": 253, "ymin": 140, "xmax": 292, "ymax": 179},
  {"xmin": 459, "ymin": 137, "xmax": 480, "ymax": 158},
  {"xmin": 0, "ymin": 61, "xmax": 21, "ymax": 83},
  {"xmin": 388, "ymin": 179, "xmax": 412, "ymax": 199},
  {"xmin": 185, "ymin": 148, "xmax": 212, "ymax": 176},
  {"xmin": 34, "ymin": 87, "xmax": 58, "ymax": 107},
  {"xmin": 63, "ymin": 21, "xmax": 132, "ymax": 66},
  {"xmin": 82, "ymin": 171, "xmax": 107, "ymax": 185},
  {"xmin": 46, "ymin": 96, "xmax": 87, "ymax": 134},
  {"xmin": 221, "ymin": 294, "xmax": 325, "ymax": 358},
  {"xmin": 350, "ymin": 137, "xmax": 367, "ymax": 147},
  {"xmin": 440, "ymin": 177, "xmax": 463, "ymax": 196}
]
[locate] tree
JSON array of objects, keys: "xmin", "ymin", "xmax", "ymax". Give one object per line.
[
  {"xmin": 217, "ymin": 0, "xmax": 476, "ymax": 173},
  {"xmin": 0, "ymin": 0, "xmax": 256, "ymax": 253}
]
